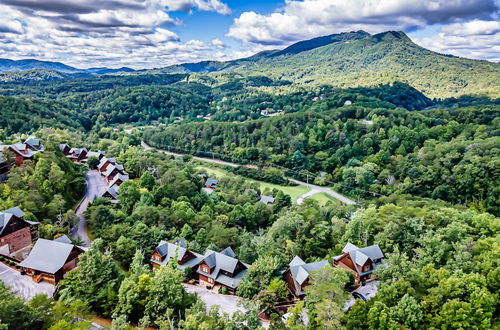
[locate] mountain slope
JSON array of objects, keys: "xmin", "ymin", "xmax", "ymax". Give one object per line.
[
  {"xmin": 158, "ymin": 31, "xmax": 499, "ymax": 98},
  {"xmin": 0, "ymin": 59, "xmax": 83, "ymax": 73},
  {"xmin": 231, "ymin": 31, "xmax": 500, "ymax": 98}
]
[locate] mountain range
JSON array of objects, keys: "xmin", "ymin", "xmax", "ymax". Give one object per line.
[{"xmin": 0, "ymin": 31, "xmax": 498, "ymax": 98}]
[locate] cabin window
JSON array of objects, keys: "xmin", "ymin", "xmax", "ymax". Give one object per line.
[
  {"xmin": 208, "ymin": 278, "xmax": 214, "ymax": 283},
  {"xmin": 202, "ymin": 265, "xmax": 209, "ymax": 273}
]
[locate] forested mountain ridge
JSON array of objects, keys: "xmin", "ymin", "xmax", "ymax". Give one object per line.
[
  {"xmin": 156, "ymin": 31, "xmax": 500, "ymax": 98},
  {"xmin": 0, "ymin": 58, "xmax": 134, "ymax": 75}
]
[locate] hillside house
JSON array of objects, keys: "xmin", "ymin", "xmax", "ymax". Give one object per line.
[
  {"xmin": 151, "ymin": 239, "xmax": 203, "ymax": 271},
  {"xmin": 0, "ymin": 207, "xmax": 38, "ymax": 258},
  {"xmin": 196, "ymin": 247, "xmax": 248, "ymax": 294},
  {"xmin": 59, "ymin": 144, "xmax": 71, "ymax": 156},
  {"xmin": 86, "ymin": 150, "xmax": 105, "ymax": 161},
  {"xmin": 19, "ymin": 238, "xmax": 85, "ymax": 284},
  {"xmin": 67, "ymin": 148, "xmax": 88, "ymax": 163},
  {"xmin": 109, "ymin": 173, "xmax": 129, "ymax": 187},
  {"xmin": 333, "ymin": 243, "xmax": 385, "ymax": 285},
  {"xmin": 24, "ymin": 136, "xmax": 45, "ymax": 152},
  {"xmin": 260, "ymin": 195, "xmax": 275, "ymax": 205},
  {"xmin": 204, "ymin": 178, "xmax": 218, "ymax": 190},
  {"xmin": 283, "ymin": 256, "xmax": 328, "ymax": 298},
  {"xmin": 101, "ymin": 185, "xmax": 119, "ymax": 200},
  {"xmin": 1, "ymin": 143, "xmax": 35, "ymax": 165},
  {"xmin": 98, "ymin": 157, "xmax": 116, "ymax": 173},
  {"xmin": 103, "ymin": 164, "xmax": 127, "ymax": 182}
]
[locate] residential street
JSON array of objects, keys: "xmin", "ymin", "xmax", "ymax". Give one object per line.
[
  {"xmin": 141, "ymin": 141, "xmax": 356, "ymax": 205},
  {"xmin": 0, "ymin": 262, "xmax": 55, "ymax": 299},
  {"xmin": 183, "ymin": 283, "xmax": 245, "ymax": 316},
  {"xmin": 73, "ymin": 170, "xmax": 108, "ymax": 246}
]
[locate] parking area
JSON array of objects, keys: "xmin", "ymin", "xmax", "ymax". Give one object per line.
[
  {"xmin": 183, "ymin": 283, "xmax": 245, "ymax": 315},
  {"xmin": 344, "ymin": 280, "xmax": 379, "ymax": 310},
  {"xmin": 0, "ymin": 262, "xmax": 55, "ymax": 300}
]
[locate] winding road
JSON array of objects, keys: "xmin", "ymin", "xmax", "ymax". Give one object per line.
[
  {"xmin": 141, "ymin": 141, "xmax": 356, "ymax": 205},
  {"xmin": 73, "ymin": 170, "xmax": 108, "ymax": 246}
]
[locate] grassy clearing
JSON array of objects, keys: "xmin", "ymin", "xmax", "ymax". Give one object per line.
[
  {"xmin": 196, "ymin": 164, "xmax": 311, "ymax": 203},
  {"xmin": 307, "ymin": 192, "xmax": 340, "ymax": 206}
]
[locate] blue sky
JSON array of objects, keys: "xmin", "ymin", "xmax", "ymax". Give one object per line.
[{"xmin": 0, "ymin": 0, "xmax": 498, "ymax": 68}]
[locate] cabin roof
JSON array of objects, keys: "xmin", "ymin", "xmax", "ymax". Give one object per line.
[
  {"xmin": 287, "ymin": 256, "xmax": 328, "ymax": 296},
  {"xmin": 19, "ymin": 239, "xmax": 81, "ymax": 274},
  {"xmin": 0, "ymin": 206, "xmax": 26, "ymax": 235}
]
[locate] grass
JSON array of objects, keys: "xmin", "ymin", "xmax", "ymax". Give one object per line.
[
  {"xmin": 196, "ymin": 164, "xmax": 311, "ymax": 203},
  {"xmin": 308, "ymin": 192, "xmax": 341, "ymax": 206}
]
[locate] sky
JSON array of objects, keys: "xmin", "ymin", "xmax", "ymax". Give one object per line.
[{"xmin": 0, "ymin": 0, "xmax": 498, "ymax": 69}]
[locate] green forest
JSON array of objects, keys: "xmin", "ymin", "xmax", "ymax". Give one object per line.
[{"xmin": 0, "ymin": 29, "xmax": 499, "ymax": 330}]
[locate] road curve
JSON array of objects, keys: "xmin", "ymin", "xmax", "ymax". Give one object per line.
[
  {"xmin": 142, "ymin": 141, "xmax": 356, "ymax": 205},
  {"xmin": 73, "ymin": 170, "xmax": 108, "ymax": 246}
]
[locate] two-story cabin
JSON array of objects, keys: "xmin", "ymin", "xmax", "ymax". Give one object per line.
[
  {"xmin": 98, "ymin": 157, "xmax": 116, "ymax": 174},
  {"xmin": 59, "ymin": 144, "xmax": 71, "ymax": 156},
  {"xmin": 103, "ymin": 164, "xmax": 127, "ymax": 183},
  {"xmin": 333, "ymin": 243, "xmax": 385, "ymax": 285},
  {"xmin": 19, "ymin": 238, "xmax": 85, "ymax": 285},
  {"xmin": 282, "ymin": 256, "xmax": 328, "ymax": 299},
  {"xmin": 67, "ymin": 148, "xmax": 88, "ymax": 163},
  {"xmin": 151, "ymin": 239, "xmax": 203, "ymax": 271},
  {"xmin": 196, "ymin": 247, "xmax": 248, "ymax": 294},
  {"xmin": 0, "ymin": 207, "xmax": 37, "ymax": 258},
  {"xmin": 24, "ymin": 136, "xmax": 45, "ymax": 152}
]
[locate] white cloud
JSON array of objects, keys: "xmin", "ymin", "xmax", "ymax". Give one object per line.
[
  {"xmin": 163, "ymin": 0, "xmax": 232, "ymax": 15},
  {"xmin": 414, "ymin": 20, "xmax": 500, "ymax": 62},
  {"xmin": 227, "ymin": 0, "xmax": 498, "ymax": 45},
  {"xmin": 0, "ymin": 0, "xmax": 233, "ymax": 68}
]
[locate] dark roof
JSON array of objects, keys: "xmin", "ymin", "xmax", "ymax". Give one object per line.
[
  {"xmin": 152, "ymin": 240, "xmax": 203, "ymax": 270},
  {"xmin": 0, "ymin": 206, "xmax": 26, "ymax": 235}
]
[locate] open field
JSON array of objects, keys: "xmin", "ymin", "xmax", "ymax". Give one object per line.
[{"xmin": 196, "ymin": 164, "xmax": 311, "ymax": 203}]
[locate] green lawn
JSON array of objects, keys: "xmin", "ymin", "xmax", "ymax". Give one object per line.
[
  {"xmin": 307, "ymin": 192, "xmax": 341, "ymax": 206},
  {"xmin": 196, "ymin": 164, "xmax": 311, "ymax": 203}
]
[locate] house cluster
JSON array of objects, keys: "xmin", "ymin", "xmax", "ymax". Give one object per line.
[
  {"xmin": 151, "ymin": 240, "xmax": 249, "ymax": 294},
  {"xmin": 59, "ymin": 143, "xmax": 130, "ymax": 201},
  {"xmin": 1, "ymin": 206, "xmax": 85, "ymax": 285},
  {"xmin": 151, "ymin": 239, "xmax": 385, "ymax": 297},
  {"xmin": 96, "ymin": 157, "xmax": 130, "ymax": 200},
  {"xmin": 59, "ymin": 143, "xmax": 105, "ymax": 164},
  {"xmin": 0, "ymin": 136, "xmax": 45, "ymax": 181}
]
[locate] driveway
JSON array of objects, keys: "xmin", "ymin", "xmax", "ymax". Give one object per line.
[
  {"xmin": 0, "ymin": 262, "xmax": 55, "ymax": 300},
  {"xmin": 73, "ymin": 170, "xmax": 108, "ymax": 246},
  {"xmin": 296, "ymin": 189, "xmax": 321, "ymax": 204},
  {"xmin": 344, "ymin": 280, "xmax": 379, "ymax": 311},
  {"xmin": 183, "ymin": 283, "xmax": 245, "ymax": 315}
]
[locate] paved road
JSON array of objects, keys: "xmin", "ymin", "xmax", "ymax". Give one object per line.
[
  {"xmin": 73, "ymin": 170, "xmax": 108, "ymax": 246},
  {"xmin": 183, "ymin": 283, "xmax": 245, "ymax": 315},
  {"xmin": 288, "ymin": 179, "xmax": 356, "ymax": 205},
  {"xmin": 142, "ymin": 141, "xmax": 356, "ymax": 205},
  {"xmin": 0, "ymin": 262, "xmax": 55, "ymax": 299},
  {"xmin": 296, "ymin": 189, "xmax": 321, "ymax": 204}
]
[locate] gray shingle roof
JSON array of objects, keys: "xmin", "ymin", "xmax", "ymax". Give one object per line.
[
  {"xmin": 53, "ymin": 235, "xmax": 72, "ymax": 244},
  {"xmin": 196, "ymin": 247, "xmax": 248, "ymax": 288},
  {"xmin": 205, "ymin": 178, "xmax": 218, "ymax": 188},
  {"xmin": 288, "ymin": 256, "xmax": 328, "ymax": 296},
  {"xmin": 152, "ymin": 240, "xmax": 203, "ymax": 270},
  {"xmin": 0, "ymin": 206, "xmax": 26, "ymax": 235},
  {"xmin": 260, "ymin": 195, "xmax": 275, "ymax": 204},
  {"xmin": 19, "ymin": 239, "xmax": 77, "ymax": 274}
]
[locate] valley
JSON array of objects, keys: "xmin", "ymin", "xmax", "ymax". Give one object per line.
[{"xmin": 0, "ymin": 28, "xmax": 498, "ymax": 330}]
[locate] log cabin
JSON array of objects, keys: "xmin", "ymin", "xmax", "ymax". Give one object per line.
[
  {"xmin": 19, "ymin": 238, "xmax": 85, "ymax": 285},
  {"xmin": 0, "ymin": 207, "xmax": 37, "ymax": 258},
  {"xmin": 333, "ymin": 243, "xmax": 385, "ymax": 285},
  {"xmin": 151, "ymin": 239, "xmax": 203, "ymax": 271},
  {"xmin": 59, "ymin": 144, "xmax": 71, "ymax": 156},
  {"xmin": 196, "ymin": 247, "xmax": 248, "ymax": 294},
  {"xmin": 24, "ymin": 136, "xmax": 45, "ymax": 152},
  {"xmin": 282, "ymin": 256, "xmax": 328, "ymax": 298},
  {"xmin": 98, "ymin": 157, "xmax": 116, "ymax": 173}
]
